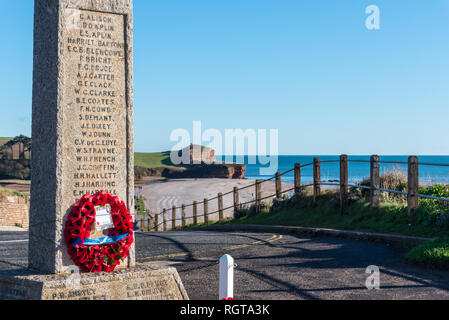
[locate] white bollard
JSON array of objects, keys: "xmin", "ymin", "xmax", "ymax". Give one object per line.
[{"xmin": 219, "ymin": 254, "xmax": 234, "ymax": 300}]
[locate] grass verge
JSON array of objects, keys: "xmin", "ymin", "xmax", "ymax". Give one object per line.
[
  {"xmin": 215, "ymin": 186, "xmax": 449, "ymax": 268},
  {"xmin": 228, "ymin": 192, "xmax": 447, "ymax": 238},
  {"xmin": 134, "ymin": 151, "xmax": 174, "ymax": 169},
  {"xmin": 0, "ymin": 186, "xmax": 28, "ymax": 200},
  {"xmin": 406, "ymin": 237, "xmax": 449, "ymax": 268}
]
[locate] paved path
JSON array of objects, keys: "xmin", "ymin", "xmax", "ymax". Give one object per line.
[
  {"xmin": 0, "ymin": 232, "xmax": 29, "ymax": 271},
  {"xmin": 2, "ymin": 230, "xmax": 449, "ymax": 300}
]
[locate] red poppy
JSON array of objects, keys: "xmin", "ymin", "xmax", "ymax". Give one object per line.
[{"xmin": 64, "ymin": 191, "xmax": 134, "ymax": 273}]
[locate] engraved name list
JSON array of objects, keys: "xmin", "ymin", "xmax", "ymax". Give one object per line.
[{"xmin": 64, "ymin": 9, "xmax": 127, "ymax": 198}]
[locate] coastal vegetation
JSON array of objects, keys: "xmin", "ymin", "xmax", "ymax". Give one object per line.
[
  {"xmin": 406, "ymin": 237, "xmax": 449, "ymax": 268},
  {"xmin": 135, "ymin": 196, "xmax": 148, "ymax": 215},
  {"xmin": 230, "ymin": 188, "xmax": 448, "ymax": 238},
  {"xmin": 0, "ymin": 135, "xmax": 31, "ymax": 160},
  {"xmin": 0, "ymin": 149, "xmax": 174, "ymax": 181},
  {"xmin": 134, "ymin": 151, "xmax": 174, "ymax": 169},
  {"xmin": 0, "ymin": 159, "xmax": 30, "ymax": 180},
  {"xmin": 0, "ymin": 148, "xmax": 176, "ymax": 181},
  {"xmin": 210, "ymin": 169, "xmax": 449, "ymax": 268},
  {"xmin": 134, "ymin": 150, "xmax": 246, "ymax": 180},
  {"xmin": 0, "ymin": 136, "xmax": 32, "ymax": 180}
]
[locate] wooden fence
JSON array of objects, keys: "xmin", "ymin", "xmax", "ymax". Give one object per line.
[{"xmin": 136, "ymin": 155, "xmax": 449, "ymax": 232}]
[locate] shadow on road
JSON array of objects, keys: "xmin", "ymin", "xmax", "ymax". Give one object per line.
[{"xmin": 137, "ymin": 232, "xmax": 195, "ymax": 260}]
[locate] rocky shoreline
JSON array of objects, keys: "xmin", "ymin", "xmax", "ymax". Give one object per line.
[{"xmin": 135, "ymin": 162, "xmax": 246, "ymax": 180}]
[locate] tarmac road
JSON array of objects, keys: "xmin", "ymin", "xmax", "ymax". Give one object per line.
[{"xmin": 2, "ymin": 230, "xmax": 449, "ymax": 300}]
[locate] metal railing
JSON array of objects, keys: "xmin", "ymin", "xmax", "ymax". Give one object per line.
[{"xmin": 136, "ymin": 155, "xmax": 449, "ymax": 232}]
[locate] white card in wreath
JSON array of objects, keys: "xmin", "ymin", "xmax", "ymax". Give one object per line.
[{"xmin": 94, "ymin": 204, "xmax": 114, "ymax": 231}]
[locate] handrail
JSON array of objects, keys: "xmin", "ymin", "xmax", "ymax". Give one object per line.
[
  {"xmin": 347, "ymin": 159, "xmax": 369, "ymax": 163},
  {"xmin": 378, "ymin": 160, "xmax": 409, "ymax": 165},
  {"xmin": 319, "ymin": 160, "xmax": 340, "ymax": 164},
  {"xmin": 151, "ymin": 164, "xmax": 310, "ymax": 214},
  {"xmin": 419, "ymin": 162, "xmax": 449, "ymax": 167}
]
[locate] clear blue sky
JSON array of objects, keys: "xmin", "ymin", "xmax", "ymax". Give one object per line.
[{"xmin": 0, "ymin": 0, "xmax": 448, "ymax": 155}]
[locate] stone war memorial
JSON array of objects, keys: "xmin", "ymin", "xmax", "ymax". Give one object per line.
[{"xmin": 0, "ymin": 0, "xmax": 188, "ymax": 300}]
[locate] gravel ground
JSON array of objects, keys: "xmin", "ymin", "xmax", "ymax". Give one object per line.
[
  {"xmin": 137, "ymin": 231, "xmax": 449, "ymax": 300},
  {"xmin": 2, "ymin": 230, "xmax": 449, "ymax": 300}
]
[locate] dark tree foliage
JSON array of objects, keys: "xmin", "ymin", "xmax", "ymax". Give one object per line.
[{"xmin": 0, "ymin": 135, "xmax": 32, "ymax": 180}]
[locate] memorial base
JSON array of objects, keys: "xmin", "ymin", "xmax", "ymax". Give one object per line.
[{"xmin": 0, "ymin": 263, "xmax": 189, "ymax": 300}]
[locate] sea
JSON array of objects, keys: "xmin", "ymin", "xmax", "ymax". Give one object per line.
[{"xmin": 216, "ymin": 155, "xmax": 449, "ymax": 185}]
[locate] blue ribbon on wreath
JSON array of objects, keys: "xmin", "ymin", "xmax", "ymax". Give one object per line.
[
  {"xmin": 73, "ymin": 222, "xmax": 139, "ymax": 249},
  {"xmin": 73, "ymin": 233, "xmax": 129, "ymax": 249}
]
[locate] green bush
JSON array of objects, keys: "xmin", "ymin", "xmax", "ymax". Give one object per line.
[
  {"xmin": 135, "ymin": 197, "xmax": 147, "ymax": 215},
  {"xmin": 416, "ymin": 184, "xmax": 449, "ymax": 228},
  {"xmin": 358, "ymin": 168, "xmax": 408, "ymax": 203},
  {"xmin": 225, "ymin": 180, "xmax": 449, "ymax": 267},
  {"xmin": 0, "ymin": 159, "xmax": 31, "ymax": 180},
  {"xmin": 406, "ymin": 237, "xmax": 449, "ymax": 268}
]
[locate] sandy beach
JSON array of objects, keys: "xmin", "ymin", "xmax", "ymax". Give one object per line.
[{"xmin": 136, "ymin": 178, "xmax": 294, "ymax": 224}]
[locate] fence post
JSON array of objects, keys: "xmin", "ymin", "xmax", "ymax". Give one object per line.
[
  {"xmin": 313, "ymin": 157, "xmax": 321, "ymax": 203},
  {"xmin": 219, "ymin": 254, "xmax": 234, "ymax": 300},
  {"xmin": 275, "ymin": 172, "xmax": 282, "ymax": 199},
  {"xmin": 204, "ymin": 199, "xmax": 209, "ymax": 224},
  {"xmin": 149, "ymin": 210, "xmax": 153, "ymax": 231},
  {"xmin": 155, "ymin": 212, "xmax": 159, "ymax": 232},
  {"xmin": 233, "ymin": 187, "xmax": 239, "ymax": 219},
  {"xmin": 147, "ymin": 218, "xmax": 151, "ymax": 232},
  {"xmin": 163, "ymin": 209, "xmax": 167, "ymax": 231},
  {"xmin": 408, "ymin": 156, "xmax": 419, "ymax": 216},
  {"xmin": 218, "ymin": 193, "xmax": 224, "ymax": 221},
  {"xmin": 182, "ymin": 204, "xmax": 186, "ymax": 227},
  {"xmin": 256, "ymin": 180, "xmax": 262, "ymax": 213},
  {"xmin": 193, "ymin": 201, "xmax": 198, "ymax": 225},
  {"xmin": 172, "ymin": 206, "xmax": 176, "ymax": 230},
  {"xmin": 370, "ymin": 155, "xmax": 380, "ymax": 210},
  {"xmin": 340, "ymin": 155, "xmax": 348, "ymax": 215},
  {"xmin": 140, "ymin": 218, "xmax": 144, "ymax": 232},
  {"xmin": 294, "ymin": 163, "xmax": 301, "ymax": 196}
]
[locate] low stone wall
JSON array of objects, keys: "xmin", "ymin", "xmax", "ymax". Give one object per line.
[{"xmin": 0, "ymin": 195, "xmax": 29, "ymax": 229}]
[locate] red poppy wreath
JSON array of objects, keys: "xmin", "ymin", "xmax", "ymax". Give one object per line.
[{"xmin": 64, "ymin": 191, "xmax": 134, "ymax": 273}]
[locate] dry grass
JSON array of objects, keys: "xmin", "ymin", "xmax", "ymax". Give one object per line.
[
  {"xmin": 380, "ymin": 167, "xmax": 408, "ymax": 202},
  {"xmin": 0, "ymin": 186, "xmax": 28, "ymax": 201},
  {"xmin": 359, "ymin": 167, "xmax": 408, "ymax": 202},
  {"xmin": 380, "ymin": 167, "xmax": 407, "ymax": 189}
]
